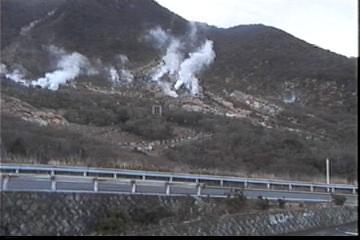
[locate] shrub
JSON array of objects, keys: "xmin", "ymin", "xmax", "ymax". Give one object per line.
[
  {"xmin": 130, "ymin": 206, "xmax": 173, "ymax": 225},
  {"xmin": 278, "ymin": 198, "xmax": 286, "ymax": 209},
  {"xmin": 1, "ymin": 114, "xmax": 119, "ymax": 163},
  {"xmin": 225, "ymin": 190, "xmax": 248, "ymax": 213},
  {"xmin": 124, "ymin": 118, "xmax": 173, "ymax": 140},
  {"xmin": 64, "ymin": 107, "xmax": 122, "ymax": 126},
  {"xmin": 165, "ymin": 110, "xmax": 203, "ymax": 126},
  {"xmin": 8, "ymin": 138, "xmax": 27, "ymax": 156},
  {"xmin": 331, "ymin": 194, "xmax": 346, "ymax": 206},
  {"xmin": 256, "ymin": 196, "xmax": 270, "ymax": 210}
]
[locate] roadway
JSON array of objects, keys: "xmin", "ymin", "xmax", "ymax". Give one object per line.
[{"xmin": 1, "ymin": 173, "xmax": 357, "ymax": 204}]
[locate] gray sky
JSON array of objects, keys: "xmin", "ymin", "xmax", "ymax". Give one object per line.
[{"xmin": 156, "ymin": 0, "xmax": 358, "ymax": 57}]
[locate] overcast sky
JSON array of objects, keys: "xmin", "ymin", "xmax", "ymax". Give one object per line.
[{"xmin": 156, "ymin": 0, "xmax": 358, "ymax": 57}]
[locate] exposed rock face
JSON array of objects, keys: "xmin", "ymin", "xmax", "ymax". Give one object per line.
[
  {"xmin": 179, "ymin": 93, "xmax": 251, "ymax": 119},
  {"xmin": 1, "ymin": 95, "xmax": 68, "ymax": 126},
  {"xmin": 230, "ymin": 90, "xmax": 282, "ymax": 116}
]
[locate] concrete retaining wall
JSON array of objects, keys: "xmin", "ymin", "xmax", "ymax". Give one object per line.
[
  {"xmin": 0, "ymin": 192, "xmax": 357, "ymax": 236},
  {"xmin": 135, "ymin": 205, "xmax": 357, "ymax": 236}
]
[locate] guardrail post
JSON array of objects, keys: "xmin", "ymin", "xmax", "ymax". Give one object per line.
[
  {"xmin": 267, "ymin": 182, "xmax": 271, "ymax": 189},
  {"xmin": 142, "ymin": 175, "xmax": 146, "ymax": 181},
  {"xmin": 353, "ymin": 188, "xmax": 356, "ymax": 195},
  {"xmin": 15, "ymin": 169, "xmax": 19, "ymax": 174},
  {"xmin": 50, "ymin": 170, "xmax": 55, "ymax": 177},
  {"xmin": 94, "ymin": 179, "xmax": 98, "ymax": 192},
  {"xmin": 83, "ymin": 172, "xmax": 87, "ymax": 177},
  {"xmin": 51, "ymin": 177, "xmax": 56, "ymax": 192},
  {"xmin": 197, "ymin": 183, "xmax": 201, "ymax": 196},
  {"xmin": 131, "ymin": 180, "xmax": 136, "ymax": 193},
  {"xmin": 169, "ymin": 176, "xmax": 173, "ymax": 183},
  {"xmin": 244, "ymin": 180, "xmax": 248, "ymax": 188},
  {"xmin": 220, "ymin": 180, "xmax": 224, "ymax": 187},
  {"xmin": 310, "ymin": 185, "xmax": 314, "ymax": 192},
  {"xmin": 331, "ymin": 187, "xmax": 335, "ymax": 193},
  {"xmin": 326, "ymin": 187, "xmax": 330, "ymax": 193},
  {"xmin": 166, "ymin": 183, "xmax": 170, "ymax": 195},
  {"xmin": 2, "ymin": 175, "xmax": 9, "ymax": 190},
  {"xmin": 289, "ymin": 184, "xmax": 292, "ymax": 191},
  {"xmin": 113, "ymin": 173, "xmax": 117, "ymax": 179}
]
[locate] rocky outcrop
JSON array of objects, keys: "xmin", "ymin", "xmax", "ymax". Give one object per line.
[
  {"xmin": 120, "ymin": 132, "xmax": 213, "ymax": 153},
  {"xmin": 1, "ymin": 95, "xmax": 68, "ymax": 126},
  {"xmin": 230, "ymin": 90, "xmax": 282, "ymax": 116}
]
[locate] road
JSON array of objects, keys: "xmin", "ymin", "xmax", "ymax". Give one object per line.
[{"xmin": 1, "ymin": 173, "xmax": 357, "ymax": 204}]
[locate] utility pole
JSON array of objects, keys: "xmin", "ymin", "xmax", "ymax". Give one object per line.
[{"xmin": 326, "ymin": 158, "xmax": 330, "ymax": 185}]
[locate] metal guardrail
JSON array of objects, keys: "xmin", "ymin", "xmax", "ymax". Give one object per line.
[{"xmin": 0, "ymin": 163, "xmax": 357, "ymax": 194}]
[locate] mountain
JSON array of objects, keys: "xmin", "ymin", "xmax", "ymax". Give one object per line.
[
  {"xmin": 1, "ymin": 0, "xmax": 188, "ymax": 74},
  {"xmin": 2, "ymin": 0, "xmax": 356, "ymax": 112},
  {"xmin": 0, "ymin": 0, "xmax": 357, "ymax": 182},
  {"xmin": 206, "ymin": 25, "xmax": 357, "ymax": 112}
]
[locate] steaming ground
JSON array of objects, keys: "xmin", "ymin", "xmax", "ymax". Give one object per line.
[
  {"xmin": 3, "ymin": 45, "xmax": 136, "ymax": 92},
  {"xmin": 148, "ymin": 26, "xmax": 216, "ymax": 97},
  {"xmin": 3, "ymin": 24, "xmax": 215, "ymax": 98},
  {"xmin": 4, "ymin": 46, "xmax": 94, "ymax": 91}
]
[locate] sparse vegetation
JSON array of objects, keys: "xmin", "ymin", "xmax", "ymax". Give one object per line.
[
  {"xmin": 225, "ymin": 190, "xmax": 248, "ymax": 213},
  {"xmin": 331, "ymin": 194, "xmax": 347, "ymax": 206},
  {"xmin": 255, "ymin": 196, "xmax": 270, "ymax": 210},
  {"xmin": 165, "ymin": 116, "xmax": 357, "ymax": 181},
  {"xmin": 278, "ymin": 198, "xmax": 286, "ymax": 209},
  {"xmin": 165, "ymin": 110, "xmax": 204, "ymax": 127},
  {"xmin": 96, "ymin": 206, "xmax": 173, "ymax": 235},
  {"xmin": 93, "ymin": 195, "xmax": 283, "ymax": 235},
  {"xmin": 1, "ymin": 81, "xmax": 356, "ymax": 181},
  {"xmin": 123, "ymin": 117, "xmax": 174, "ymax": 140}
]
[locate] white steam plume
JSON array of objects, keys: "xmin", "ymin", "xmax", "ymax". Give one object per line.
[
  {"xmin": 159, "ymin": 81, "xmax": 178, "ymax": 98},
  {"xmin": 147, "ymin": 25, "xmax": 216, "ymax": 97},
  {"xmin": 109, "ymin": 66, "xmax": 120, "ymax": 84},
  {"xmin": 107, "ymin": 66, "xmax": 134, "ymax": 84},
  {"xmin": 174, "ymin": 40, "xmax": 215, "ymax": 95},
  {"xmin": 117, "ymin": 54, "xmax": 129, "ymax": 65},
  {"xmin": 188, "ymin": 22, "xmax": 198, "ymax": 43},
  {"xmin": 121, "ymin": 69, "xmax": 134, "ymax": 83},
  {"xmin": 146, "ymin": 27, "xmax": 171, "ymax": 48},
  {"xmin": 5, "ymin": 47, "xmax": 93, "ymax": 90},
  {"xmin": 31, "ymin": 52, "xmax": 91, "ymax": 90},
  {"xmin": 0, "ymin": 63, "xmax": 8, "ymax": 75},
  {"xmin": 5, "ymin": 69, "xmax": 30, "ymax": 87},
  {"xmin": 147, "ymin": 27, "xmax": 183, "ymax": 97},
  {"xmin": 152, "ymin": 39, "xmax": 182, "ymax": 82}
]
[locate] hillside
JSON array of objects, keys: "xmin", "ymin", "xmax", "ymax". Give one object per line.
[{"xmin": 0, "ymin": 0, "xmax": 357, "ymax": 182}]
